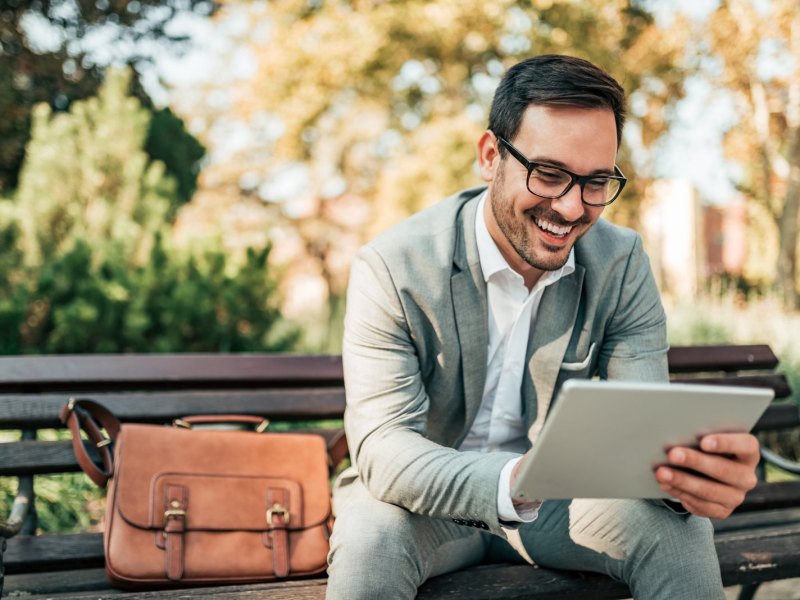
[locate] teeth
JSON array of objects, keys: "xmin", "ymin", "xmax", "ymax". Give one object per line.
[{"xmin": 535, "ymin": 217, "xmax": 573, "ymax": 237}]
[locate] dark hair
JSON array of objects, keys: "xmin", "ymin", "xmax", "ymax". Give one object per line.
[{"xmin": 488, "ymin": 55, "xmax": 626, "ymax": 150}]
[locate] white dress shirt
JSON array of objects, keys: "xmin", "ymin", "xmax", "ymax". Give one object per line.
[{"xmin": 459, "ymin": 193, "xmax": 575, "ymax": 522}]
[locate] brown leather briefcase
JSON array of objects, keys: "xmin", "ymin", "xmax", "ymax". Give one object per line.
[{"xmin": 61, "ymin": 399, "xmax": 332, "ymax": 589}]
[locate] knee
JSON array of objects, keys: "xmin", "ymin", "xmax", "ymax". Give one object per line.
[
  {"xmin": 327, "ymin": 503, "xmax": 423, "ymax": 599},
  {"xmin": 567, "ymin": 499, "xmax": 715, "ymax": 568},
  {"xmin": 624, "ymin": 503, "xmax": 718, "ymax": 576}
]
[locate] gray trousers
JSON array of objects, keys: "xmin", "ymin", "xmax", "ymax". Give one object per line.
[{"xmin": 326, "ymin": 480, "xmax": 725, "ymax": 599}]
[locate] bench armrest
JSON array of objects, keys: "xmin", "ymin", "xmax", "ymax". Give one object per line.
[{"xmin": 760, "ymin": 446, "xmax": 800, "ymax": 476}]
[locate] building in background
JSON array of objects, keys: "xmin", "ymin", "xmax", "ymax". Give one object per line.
[{"xmin": 640, "ymin": 179, "xmax": 747, "ymax": 302}]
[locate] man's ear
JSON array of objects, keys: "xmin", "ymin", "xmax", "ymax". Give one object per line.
[{"xmin": 477, "ymin": 130, "xmax": 501, "ymax": 182}]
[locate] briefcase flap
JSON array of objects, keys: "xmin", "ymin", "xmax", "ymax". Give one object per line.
[{"xmin": 113, "ymin": 424, "xmax": 331, "ymax": 531}]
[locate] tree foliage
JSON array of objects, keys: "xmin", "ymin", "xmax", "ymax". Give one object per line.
[
  {"xmin": 1, "ymin": 67, "xmax": 297, "ymax": 354},
  {"xmin": 174, "ymin": 0, "xmax": 690, "ymax": 347},
  {"xmin": 0, "ymin": 0, "xmax": 214, "ymax": 194},
  {"xmin": 701, "ymin": 0, "xmax": 800, "ymax": 307}
]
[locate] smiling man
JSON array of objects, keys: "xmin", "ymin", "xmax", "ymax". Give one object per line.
[{"xmin": 326, "ymin": 55, "xmax": 759, "ymax": 599}]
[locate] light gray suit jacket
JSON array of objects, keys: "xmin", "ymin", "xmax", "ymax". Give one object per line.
[{"xmin": 339, "ymin": 187, "xmax": 668, "ymax": 535}]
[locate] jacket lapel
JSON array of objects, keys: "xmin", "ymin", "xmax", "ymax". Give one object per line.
[
  {"xmin": 523, "ymin": 264, "xmax": 585, "ymax": 441},
  {"xmin": 451, "ymin": 196, "xmax": 488, "ymax": 436}
]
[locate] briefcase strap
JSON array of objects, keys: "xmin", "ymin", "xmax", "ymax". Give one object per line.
[{"xmin": 59, "ymin": 398, "xmax": 122, "ymax": 488}]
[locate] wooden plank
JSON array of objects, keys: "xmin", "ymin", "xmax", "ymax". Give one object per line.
[
  {"xmin": 0, "ymin": 388, "xmax": 346, "ymax": 429},
  {"xmin": 6, "ymin": 578, "xmax": 329, "ymax": 600},
  {"xmin": 754, "ymin": 402, "xmax": 800, "ymax": 431},
  {"xmin": 713, "ymin": 507, "xmax": 800, "ymax": 533},
  {"xmin": 0, "ymin": 354, "xmax": 343, "ymax": 391},
  {"xmin": 3, "ymin": 533, "xmax": 104, "ymax": 574},
  {"xmin": 737, "ymin": 481, "xmax": 800, "ymax": 512},
  {"xmin": 667, "ymin": 345, "xmax": 778, "ymax": 373},
  {"xmin": 670, "ymin": 374, "xmax": 792, "ymax": 399},
  {"xmin": 6, "ymin": 526, "xmax": 800, "ymax": 597},
  {"xmin": 15, "ymin": 578, "xmax": 330, "ymax": 600},
  {"xmin": 2, "ymin": 568, "xmax": 116, "ymax": 595},
  {"xmin": 0, "ymin": 428, "xmax": 345, "ymax": 476},
  {"xmin": 418, "ymin": 563, "xmax": 630, "ymax": 599},
  {"xmin": 716, "ymin": 523, "xmax": 800, "ymax": 585}
]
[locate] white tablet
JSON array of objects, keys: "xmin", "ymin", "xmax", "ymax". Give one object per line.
[{"xmin": 510, "ymin": 379, "xmax": 773, "ymax": 500}]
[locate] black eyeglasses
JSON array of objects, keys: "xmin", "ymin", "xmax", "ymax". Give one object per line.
[{"xmin": 497, "ymin": 136, "xmax": 627, "ymax": 207}]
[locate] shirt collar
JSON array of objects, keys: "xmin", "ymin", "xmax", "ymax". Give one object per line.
[{"xmin": 475, "ymin": 192, "xmax": 575, "ymax": 287}]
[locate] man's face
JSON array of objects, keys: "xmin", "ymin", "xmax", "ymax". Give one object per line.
[{"xmin": 478, "ymin": 105, "xmax": 618, "ymax": 285}]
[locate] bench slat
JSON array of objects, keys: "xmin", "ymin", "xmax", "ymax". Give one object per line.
[
  {"xmin": 754, "ymin": 402, "xmax": 800, "ymax": 430},
  {"xmin": 0, "ymin": 354, "xmax": 344, "ymax": 391},
  {"xmin": 419, "ymin": 563, "xmax": 630, "ymax": 599},
  {"xmin": 667, "ymin": 344, "xmax": 779, "ymax": 373},
  {"xmin": 737, "ymin": 481, "xmax": 800, "ymax": 512},
  {"xmin": 670, "ymin": 373, "xmax": 792, "ymax": 399},
  {"xmin": 4, "ymin": 532, "xmax": 103, "ymax": 574},
  {"xmin": 2, "ymin": 568, "xmax": 116, "ymax": 596},
  {"xmin": 0, "ymin": 389, "xmax": 346, "ymax": 429},
  {"xmin": 714, "ymin": 507, "xmax": 800, "ymax": 533},
  {"xmin": 715, "ymin": 523, "xmax": 800, "ymax": 585}
]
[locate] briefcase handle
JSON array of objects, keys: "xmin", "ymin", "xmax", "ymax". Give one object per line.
[{"xmin": 173, "ymin": 414, "xmax": 270, "ymax": 432}]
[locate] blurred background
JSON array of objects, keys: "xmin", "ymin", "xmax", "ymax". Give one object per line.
[
  {"xmin": 1, "ymin": 0, "xmax": 799, "ymax": 536},
  {"xmin": 1, "ymin": 0, "xmax": 799, "ymax": 358}
]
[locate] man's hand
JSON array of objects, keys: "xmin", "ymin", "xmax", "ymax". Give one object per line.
[{"xmin": 654, "ymin": 433, "xmax": 760, "ymax": 519}]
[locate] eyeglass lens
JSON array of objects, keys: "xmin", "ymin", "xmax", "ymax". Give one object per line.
[{"xmin": 528, "ymin": 165, "xmax": 621, "ymax": 205}]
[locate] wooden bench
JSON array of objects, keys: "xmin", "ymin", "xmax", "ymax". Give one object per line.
[{"xmin": 1, "ymin": 345, "xmax": 799, "ymax": 599}]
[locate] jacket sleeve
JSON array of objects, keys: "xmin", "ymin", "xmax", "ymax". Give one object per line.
[
  {"xmin": 597, "ymin": 233, "xmax": 669, "ymax": 384},
  {"xmin": 341, "ymin": 246, "xmax": 515, "ymax": 534}
]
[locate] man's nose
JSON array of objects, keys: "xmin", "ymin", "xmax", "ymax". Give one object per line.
[{"xmin": 550, "ymin": 183, "xmax": 585, "ymax": 222}]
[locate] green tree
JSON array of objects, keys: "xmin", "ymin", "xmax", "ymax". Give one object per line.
[
  {"xmin": 175, "ymin": 0, "xmax": 690, "ymax": 349},
  {"xmin": 1, "ymin": 67, "xmax": 297, "ymax": 354},
  {"xmin": 700, "ymin": 0, "xmax": 800, "ymax": 307},
  {"xmin": 0, "ymin": 0, "xmax": 215, "ymax": 194},
  {"xmin": 15, "ymin": 67, "xmax": 174, "ymax": 267}
]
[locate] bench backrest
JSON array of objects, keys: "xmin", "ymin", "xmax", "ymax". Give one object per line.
[{"xmin": 0, "ymin": 345, "xmax": 795, "ymax": 482}]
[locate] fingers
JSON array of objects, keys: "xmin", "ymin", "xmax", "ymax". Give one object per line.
[
  {"xmin": 658, "ymin": 483, "xmax": 735, "ymax": 519},
  {"xmin": 654, "ymin": 433, "xmax": 761, "ymax": 519},
  {"xmin": 655, "ymin": 465, "xmax": 748, "ymax": 517},
  {"xmin": 698, "ymin": 433, "xmax": 761, "ymax": 467},
  {"xmin": 662, "ymin": 446, "xmax": 758, "ymax": 489}
]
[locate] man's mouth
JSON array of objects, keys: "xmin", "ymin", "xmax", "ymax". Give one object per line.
[{"xmin": 534, "ymin": 216, "xmax": 574, "ymax": 239}]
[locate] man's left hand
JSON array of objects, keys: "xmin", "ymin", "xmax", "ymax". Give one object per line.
[{"xmin": 654, "ymin": 433, "xmax": 760, "ymax": 519}]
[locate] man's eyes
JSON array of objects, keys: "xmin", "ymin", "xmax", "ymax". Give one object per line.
[
  {"xmin": 532, "ymin": 167, "xmax": 568, "ymax": 182},
  {"xmin": 586, "ymin": 178, "xmax": 610, "ymax": 190}
]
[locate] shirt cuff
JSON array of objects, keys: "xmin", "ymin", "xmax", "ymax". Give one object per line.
[{"xmin": 497, "ymin": 456, "xmax": 542, "ymax": 523}]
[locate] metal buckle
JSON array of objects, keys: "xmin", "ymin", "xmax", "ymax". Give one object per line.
[
  {"xmin": 96, "ymin": 438, "xmax": 111, "ymax": 448},
  {"xmin": 163, "ymin": 509, "xmax": 186, "ymax": 527},
  {"xmin": 266, "ymin": 503, "xmax": 290, "ymax": 527},
  {"xmin": 62, "ymin": 397, "xmax": 77, "ymax": 419},
  {"xmin": 255, "ymin": 419, "xmax": 270, "ymax": 433},
  {"xmin": 172, "ymin": 418, "xmax": 192, "ymax": 429}
]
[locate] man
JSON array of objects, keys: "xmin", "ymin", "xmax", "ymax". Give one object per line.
[{"xmin": 327, "ymin": 55, "xmax": 759, "ymax": 599}]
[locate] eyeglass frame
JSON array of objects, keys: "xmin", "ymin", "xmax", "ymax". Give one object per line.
[{"xmin": 496, "ymin": 136, "xmax": 627, "ymax": 207}]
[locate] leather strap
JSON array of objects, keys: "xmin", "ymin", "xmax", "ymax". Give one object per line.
[
  {"xmin": 163, "ymin": 484, "xmax": 188, "ymax": 581},
  {"xmin": 59, "ymin": 398, "xmax": 121, "ymax": 488},
  {"xmin": 266, "ymin": 488, "xmax": 290, "ymax": 578}
]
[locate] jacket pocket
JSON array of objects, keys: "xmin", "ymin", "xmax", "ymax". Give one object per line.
[{"xmin": 560, "ymin": 342, "xmax": 596, "ymax": 372}]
